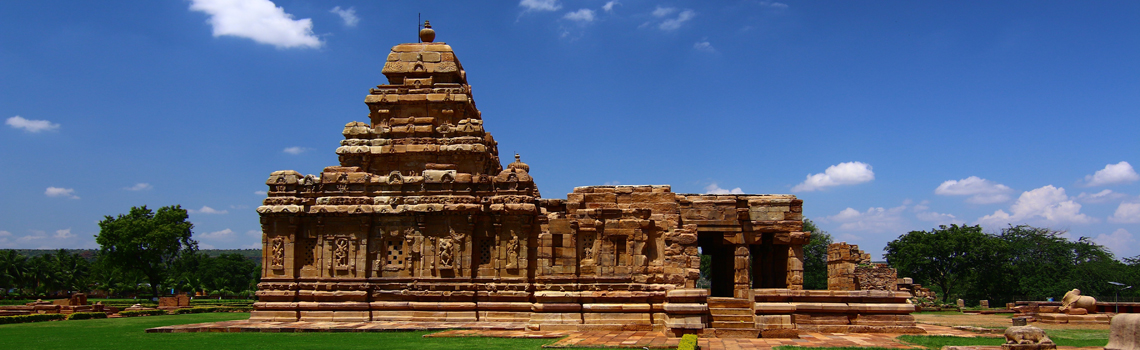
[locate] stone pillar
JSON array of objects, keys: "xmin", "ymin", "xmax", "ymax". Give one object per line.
[
  {"xmin": 786, "ymin": 246, "xmax": 804, "ymax": 290},
  {"xmin": 734, "ymin": 245, "xmax": 752, "ymax": 299},
  {"xmin": 826, "ymin": 243, "xmax": 861, "ymax": 290}
]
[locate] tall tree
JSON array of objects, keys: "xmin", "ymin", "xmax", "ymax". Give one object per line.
[
  {"xmin": 884, "ymin": 224, "xmax": 992, "ymax": 302},
  {"xmin": 801, "ymin": 219, "xmax": 833, "ymax": 290},
  {"xmin": 0, "ymin": 250, "xmax": 29, "ymax": 296},
  {"xmin": 95, "ymin": 205, "xmax": 197, "ymax": 298}
]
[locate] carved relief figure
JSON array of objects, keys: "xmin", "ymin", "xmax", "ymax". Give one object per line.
[
  {"xmin": 439, "ymin": 238, "xmax": 455, "ymax": 268},
  {"xmin": 405, "ymin": 229, "xmax": 422, "ymax": 272},
  {"xmin": 270, "ymin": 236, "xmax": 285, "ymax": 268},
  {"xmin": 506, "ymin": 233, "xmax": 519, "ymax": 269},
  {"xmin": 333, "ymin": 237, "xmax": 350, "ymax": 269}
]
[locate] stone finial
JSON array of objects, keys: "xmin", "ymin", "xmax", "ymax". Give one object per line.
[
  {"xmin": 419, "ymin": 21, "xmax": 435, "ymax": 43},
  {"xmin": 507, "ymin": 153, "xmax": 530, "ymax": 173}
]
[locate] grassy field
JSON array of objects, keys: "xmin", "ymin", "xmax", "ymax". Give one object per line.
[{"xmin": 0, "ymin": 313, "xmax": 561, "ymax": 350}]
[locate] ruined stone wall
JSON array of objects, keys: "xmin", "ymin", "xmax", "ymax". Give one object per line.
[
  {"xmin": 827, "ymin": 243, "xmax": 871, "ymax": 291},
  {"xmin": 854, "ymin": 264, "xmax": 897, "ymax": 291}
]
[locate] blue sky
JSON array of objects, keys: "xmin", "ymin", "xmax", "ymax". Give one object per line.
[{"xmin": 2, "ymin": 1, "xmax": 1139, "ymax": 260}]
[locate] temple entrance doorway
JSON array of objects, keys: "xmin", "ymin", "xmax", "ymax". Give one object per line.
[
  {"xmin": 750, "ymin": 233, "xmax": 788, "ymax": 288},
  {"xmin": 697, "ymin": 233, "xmax": 735, "ymax": 297}
]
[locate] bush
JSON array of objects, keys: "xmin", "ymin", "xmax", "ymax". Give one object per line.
[
  {"xmin": 678, "ymin": 334, "xmax": 699, "ymax": 350},
  {"xmin": 67, "ymin": 312, "xmax": 108, "ymax": 321},
  {"xmin": 0, "ymin": 313, "xmax": 67, "ymax": 325},
  {"xmin": 118, "ymin": 310, "xmax": 167, "ymax": 317}
]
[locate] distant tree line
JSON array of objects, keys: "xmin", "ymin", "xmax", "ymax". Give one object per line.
[
  {"xmin": 885, "ymin": 224, "xmax": 1140, "ymax": 305},
  {"xmin": 0, "ymin": 205, "xmax": 260, "ymax": 299}
]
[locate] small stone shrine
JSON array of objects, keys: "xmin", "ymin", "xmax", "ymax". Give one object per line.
[{"xmin": 251, "ymin": 23, "xmax": 920, "ymax": 337}]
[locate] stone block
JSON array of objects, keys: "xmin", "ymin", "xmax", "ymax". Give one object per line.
[
  {"xmin": 1107, "ymin": 314, "xmax": 1140, "ymax": 350},
  {"xmin": 528, "ymin": 312, "xmax": 583, "ymax": 324},
  {"xmin": 582, "ymin": 312, "xmax": 652, "ymax": 324}
]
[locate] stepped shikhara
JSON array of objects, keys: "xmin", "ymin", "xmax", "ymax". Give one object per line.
[{"xmin": 252, "ymin": 23, "xmax": 921, "ymax": 337}]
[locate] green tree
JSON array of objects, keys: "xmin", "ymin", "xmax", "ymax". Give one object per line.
[
  {"xmin": 801, "ymin": 219, "xmax": 833, "ymax": 290},
  {"xmin": 95, "ymin": 205, "xmax": 197, "ymax": 298},
  {"xmin": 0, "ymin": 250, "xmax": 29, "ymax": 296},
  {"xmin": 884, "ymin": 224, "xmax": 992, "ymax": 302}
]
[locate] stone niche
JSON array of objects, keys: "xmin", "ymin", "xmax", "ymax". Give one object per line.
[{"xmin": 250, "ymin": 23, "xmax": 920, "ymax": 337}]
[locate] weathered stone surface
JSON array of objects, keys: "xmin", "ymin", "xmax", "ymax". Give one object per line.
[
  {"xmin": 1003, "ymin": 326, "xmax": 1056, "ymax": 350},
  {"xmin": 1106, "ymin": 314, "xmax": 1140, "ymax": 350}
]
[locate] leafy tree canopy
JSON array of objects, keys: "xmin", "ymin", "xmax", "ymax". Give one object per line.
[
  {"xmin": 802, "ymin": 219, "xmax": 833, "ymax": 290},
  {"xmin": 96, "ymin": 205, "xmax": 196, "ymax": 298}
]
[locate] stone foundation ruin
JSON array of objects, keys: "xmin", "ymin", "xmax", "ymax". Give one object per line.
[{"xmin": 251, "ymin": 23, "xmax": 921, "ymax": 337}]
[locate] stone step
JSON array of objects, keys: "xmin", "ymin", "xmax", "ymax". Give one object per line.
[
  {"xmin": 710, "ymin": 321, "xmax": 757, "ymax": 329},
  {"xmin": 709, "ymin": 307, "xmax": 753, "ymax": 316},
  {"xmin": 709, "ymin": 314, "xmax": 753, "ymax": 323},
  {"xmin": 707, "ymin": 297, "xmax": 752, "ymax": 309}
]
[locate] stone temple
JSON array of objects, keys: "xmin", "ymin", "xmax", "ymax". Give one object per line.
[{"xmin": 253, "ymin": 23, "xmax": 920, "ymax": 338}]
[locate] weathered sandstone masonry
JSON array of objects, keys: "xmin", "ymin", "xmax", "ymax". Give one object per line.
[{"xmin": 251, "ymin": 23, "xmax": 920, "ymax": 337}]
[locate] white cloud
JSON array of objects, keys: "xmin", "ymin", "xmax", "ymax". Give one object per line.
[
  {"xmin": 0, "ymin": 231, "xmax": 10, "ymax": 237},
  {"xmin": 602, "ymin": 1, "xmax": 619, "ymax": 12},
  {"xmin": 124, "ymin": 183, "xmax": 153, "ymax": 191},
  {"xmin": 283, "ymin": 146, "xmax": 308, "ymax": 155},
  {"xmin": 519, "ymin": 0, "xmax": 561, "ymax": 12},
  {"xmin": 934, "ymin": 176, "xmax": 1013, "ymax": 204},
  {"xmin": 254, "ymin": 190, "xmax": 268, "ymax": 196},
  {"xmin": 658, "ymin": 9, "xmax": 695, "ymax": 31},
  {"xmin": 693, "ymin": 40, "xmax": 715, "ymax": 53},
  {"xmin": 45, "ymin": 187, "xmax": 79, "ymax": 199},
  {"xmin": 977, "ymin": 185, "xmax": 1095, "ymax": 227},
  {"xmin": 651, "ymin": 6, "xmax": 676, "ymax": 18},
  {"xmin": 189, "ymin": 0, "xmax": 322, "ymax": 49},
  {"xmin": 603, "ymin": 180, "xmax": 621, "ymax": 186},
  {"xmin": 1110, "ymin": 202, "xmax": 1140, "ymax": 224},
  {"xmin": 329, "ymin": 6, "xmax": 359, "ymax": 27},
  {"xmin": 6, "ymin": 116, "xmax": 60, "ymax": 133},
  {"xmin": 246, "ymin": 229, "xmax": 262, "ymax": 237},
  {"xmin": 916, "ymin": 211, "xmax": 962, "ymax": 225},
  {"xmin": 563, "ymin": 9, "xmax": 595, "ymax": 22},
  {"xmin": 705, "ymin": 183, "xmax": 744, "ymax": 194},
  {"xmin": 1094, "ymin": 228, "xmax": 1136, "ymax": 257},
  {"xmin": 1082, "ymin": 161, "xmax": 1140, "ymax": 187},
  {"xmin": 827, "ymin": 205, "xmax": 907, "ymax": 233},
  {"xmin": 191, "ymin": 206, "xmax": 229, "ymax": 215},
  {"xmin": 1075, "ymin": 189, "xmax": 1128, "ymax": 204},
  {"xmin": 759, "ymin": 1, "xmax": 789, "ymax": 9},
  {"xmin": 199, "ymin": 243, "xmax": 216, "ymax": 249},
  {"xmin": 18, "ymin": 230, "xmax": 47, "ymax": 242},
  {"xmin": 53, "ymin": 229, "xmax": 74, "ymax": 239},
  {"xmin": 200, "ymin": 228, "xmax": 234, "ymax": 240},
  {"xmin": 791, "ymin": 161, "xmax": 874, "ymax": 192}
]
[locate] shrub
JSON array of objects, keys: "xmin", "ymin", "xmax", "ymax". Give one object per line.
[
  {"xmin": 118, "ymin": 310, "xmax": 167, "ymax": 317},
  {"xmin": 0, "ymin": 313, "xmax": 67, "ymax": 325},
  {"xmin": 66, "ymin": 312, "xmax": 108, "ymax": 320},
  {"xmin": 678, "ymin": 334, "xmax": 699, "ymax": 350}
]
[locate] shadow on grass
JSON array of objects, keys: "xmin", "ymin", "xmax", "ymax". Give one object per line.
[
  {"xmin": 897, "ymin": 335, "xmax": 1108, "ymax": 349},
  {"xmin": 0, "ymin": 313, "xmax": 561, "ymax": 350}
]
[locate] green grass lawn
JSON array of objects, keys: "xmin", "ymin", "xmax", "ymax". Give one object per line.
[
  {"xmin": 898, "ymin": 334, "xmax": 1109, "ymax": 349},
  {"xmin": 0, "ymin": 313, "xmax": 561, "ymax": 350}
]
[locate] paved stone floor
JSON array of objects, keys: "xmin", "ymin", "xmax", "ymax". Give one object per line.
[{"xmin": 147, "ymin": 321, "xmax": 1086, "ymax": 350}]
